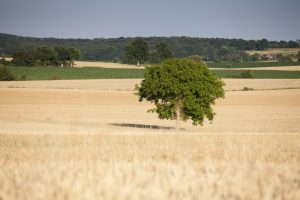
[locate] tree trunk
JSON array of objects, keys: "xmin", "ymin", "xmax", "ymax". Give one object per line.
[{"xmin": 176, "ymin": 105, "xmax": 180, "ymax": 130}]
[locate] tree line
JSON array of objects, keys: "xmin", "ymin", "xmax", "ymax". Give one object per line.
[
  {"xmin": 124, "ymin": 39, "xmax": 173, "ymax": 65},
  {"xmin": 1, "ymin": 33, "xmax": 299, "ymax": 62},
  {"xmin": 11, "ymin": 46, "xmax": 80, "ymax": 67}
]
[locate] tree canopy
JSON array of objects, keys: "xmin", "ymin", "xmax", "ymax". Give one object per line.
[
  {"xmin": 124, "ymin": 38, "xmax": 150, "ymax": 65},
  {"xmin": 136, "ymin": 59, "xmax": 225, "ymax": 129},
  {"xmin": 2, "ymin": 33, "xmax": 299, "ymax": 62},
  {"xmin": 150, "ymin": 42, "xmax": 173, "ymax": 63},
  {"xmin": 12, "ymin": 46, "xmax": 80, "ymax": 67}
]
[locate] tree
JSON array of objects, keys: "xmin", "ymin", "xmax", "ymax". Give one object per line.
[
  {"xmin": 256, "ymin": 39, "xmax": 268, "ymax": 50},
  {"xmin": 277, "ymin": 54, "xmax": 293, "ymax": 63},
  {"xmin": 136, "ymin": 59, "xmax": 225, "ymax": 130},
  {"xmin": 12, "ymin": 46, "xmax": 80, "ymax": 67},
  {"xmin": 150, "ymin": 42, "xmax": 173, "ymax": 64},
  {"xmin": 187, "ymin": 55, "xmax": 203, "ymax": 63},
  {"xmin": 124, "ymin": 38, "xmax": 150, "ymax": 65},
  {"xmin": 12, "ymin": 50, "xmax": 37, "ymax": 66},
  {"xmin": 0, "ymin": 66, "xmax": 15, "ymax": 81},
  {"xmin": 34, "ymin": 46, "xmax": 58, "ymax": 66},
  {"xmin": 55, "ymin": 47, "xmax": 80, "ymax": 67}
]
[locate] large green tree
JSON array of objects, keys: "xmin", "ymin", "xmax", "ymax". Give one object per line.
[
  {"xmin": 136, "ymin": 59, "xmax": 225, "ymax": 130},
  {"xmin": 124, "ymin": 38, "xmax": 149, "ymax": 65}
]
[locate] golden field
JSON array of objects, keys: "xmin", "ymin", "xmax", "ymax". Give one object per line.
[
  {"xmin": 74, "ymin": 60, "xmax": 144, "ymax": 69},
  {"xmin": 0, "ymin": 79, "xmax": 300, "ymax": 200},
  {"xmin": 246, "ymin": 48, "xmax": 300, "ymax": 56}
]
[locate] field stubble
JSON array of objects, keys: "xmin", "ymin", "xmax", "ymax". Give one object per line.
[{"xmin": 0, "ymin": 79, "xmax": 300, "ymax": 199}]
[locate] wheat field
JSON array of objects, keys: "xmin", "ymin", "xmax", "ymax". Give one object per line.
[{"xmin": 0, "ymin": 79, "xmax": 300, "ymax": 200}]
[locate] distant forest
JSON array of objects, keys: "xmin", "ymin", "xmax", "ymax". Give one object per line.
[{"xmin": 0, "ymin": 33, "xmax": 299, "ymax": 62}]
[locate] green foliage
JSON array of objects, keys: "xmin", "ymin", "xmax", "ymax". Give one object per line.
[
  {"xmin": 277, "ymin": 54, "xmax": 293, "ymax": 63},
  {"xmin": 1, "ymin": 33, "xmax": 299, "ymax": 62},
  {"xmin": 298, "ymin": 51, "xmax": 300, "ymax": 61},
  {"xmin": 4, "ymin": 65, "xmax": 300, "ymax": 80},
  {"xmin": 6, "ymin": 66, "xmax": 144, "ymax": 80},
  {"xmin": 112, "ymin": 58, "xmax": 119, "ymax": 63},
  {"xmin": 256, "ymin": 39, "xmax": 269, "ymax": 50},
  {"xmin": 0, "ymin": 66, "xmax": 15, "ymax": 81},
  {"xmin": 34, "ymin": 46, "xmax": 59, "ymax": 66},
  {"xmin": 12, "ymin": 46, "xmax": 80, "ymax": 67},
  {"xmin": 229, "ymin": 70, "xmax": 253, "ymax": 78},
  {"xmin": 124, "ymin": 38, "xmax": 150, "ymax": 65},
  {"xmin": 150, "ymin": 42, "xmax": 173, "ymax": 63},
  {"xmin": 213, "ymin": 70, "xmax": 300, "ymax": 79},
  {"xmin": 51, "ymin": 75, "xmax": 61, "ymax": 80},
  {"xmin": 242, "ymin": 87, "xmax": 254, "ymax": 91},
  {"xmin": 0, "ymin": 58, "xmax": 11, "ymax": 66},
  {"xmin": 187, "ymin": 55, "xmax": 203, "ymax": 63},
  {"xmin": 55, "ymin": 46, "xmax": 80, "ymax": 66},
  {"xmin": 208, "ymin": 61, "xmax": 300, "ymax": 68},
  {"xmin": 136, "ymin": 59, "xmax": 225, "ymax": 127},
  {"xmin": 12, "ymin": 50, "xmax": 37, "ymax": 66}
]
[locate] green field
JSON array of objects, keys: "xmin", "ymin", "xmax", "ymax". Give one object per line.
[
  {"xmin": 7, "ymin": 66, "xmax": 145, "ymax": 80},
  {"xmin": 208, "ymin": 61, "xmax": 300, "ymax": 68},
  {"xmin": 4, "ymin": 66, "xmax": 300, "ymax": 80},
  {"xmin": 212, "ymin": 70, "xmax": 300, "ymax": 79}
]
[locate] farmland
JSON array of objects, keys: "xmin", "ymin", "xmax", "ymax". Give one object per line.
[
  {"xmin": 246, "ymin": 48, "xmax": 300, "ymax": 56},
  {"xmin": 4, "ymin": 65, "xmax": 300, "ymax": 80},
  {"xmin": 0, "ymin": 79, "xmax": 300, "ymax": 199}
]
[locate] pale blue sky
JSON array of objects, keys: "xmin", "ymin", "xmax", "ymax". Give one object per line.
[{"xmin": 0, "ymin": 0, "xmax": 299, "ymax": 40}]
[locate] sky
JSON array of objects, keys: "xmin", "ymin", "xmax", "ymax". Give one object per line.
[{"xmin": 0, "ymin": 0, "xmax": 299, "ymax": 41}]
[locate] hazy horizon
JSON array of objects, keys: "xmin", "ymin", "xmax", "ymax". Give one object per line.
[{"xmin": 0, "ymin": 0, "xmax": 300, "ymax": 41}]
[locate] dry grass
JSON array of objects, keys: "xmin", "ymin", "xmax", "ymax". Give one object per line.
[
  {"xmin": 1, "ymin": 79, "xmax": 300, "ymax": 91},
  {"xmin": 0, "ymin": 80, "xmax": 300, "ymax": 199},
  {"xmin": 246, "ymin": 48, "xmax": 300, "ymax": 56},
  {"xmin": 74, "ymin": 61, "xmax": 145, "ymax": 69},
  {"xmin": 0, "ymin": 133, "xmax": 300, "ymax": 200}
]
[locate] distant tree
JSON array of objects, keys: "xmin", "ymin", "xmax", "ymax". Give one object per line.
[
  {"xmin": 112, "ymin": 58, "xmax": 119, "ymax": 63},
  {"xmin": 156, "ymin": 42, "xmax": 173, "ymax": 61},
  {"xmin": 124, "ymin": 38, "xmax": 150, "ymax": 65},
  {"xmin": 35, "ymin": 46, "xmax": 58, "ymax": 66},
  {"xmin": 250, "ymin": 53, "xmax": 260, "ymax": 61},
  {"xmin": 0, "ymin": 66, "xmax": 15, "ymax": 81},
  {"xmin": 256, "ymin": 39, "xmax": 269, "ymax": 50},
  {"xmin": 2, "ymin": 33, "xmax": 299, "ymax": 61},
  {"xmin": 0, "ymin": 58, "xmax": 11, "ymax": 66},
  {"xmin": 136, "ymin": 59, "xmax": 225, "ymax": 130},
  {"xmin": 12, "ymin": 51, "xmax": 37, "ymax": 66},
  {"xmin": 187, "ymin": 55, "xmax": 203, "ymax": 63},
  {"xmin": 12, "ymin": 46, "xmax": 80, "ymax": 67},
  {"xmin": 287, "ymin": 41, "xmax": 298, "ymax": 48},
  {"xmin": 297, "ymin": 51, "xmax": 300, "ymax": 61},
  {"xmin": 55, "ymin": 47, "xmax": 80, "ymax": 67},
  {"xmin": 208, "ymin": 46, "xmax": 218, "ymax": 61},
  {"xmin": 150, "ymin": 43, "xmax": 173, "ymax": 64},
  {"xmin": 149, "ymin": 51, "xmax": 160, "ymax": 64},
  {"xmin": 277, "ymin": 54, "xmax": 293, "ymax": 63}
]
